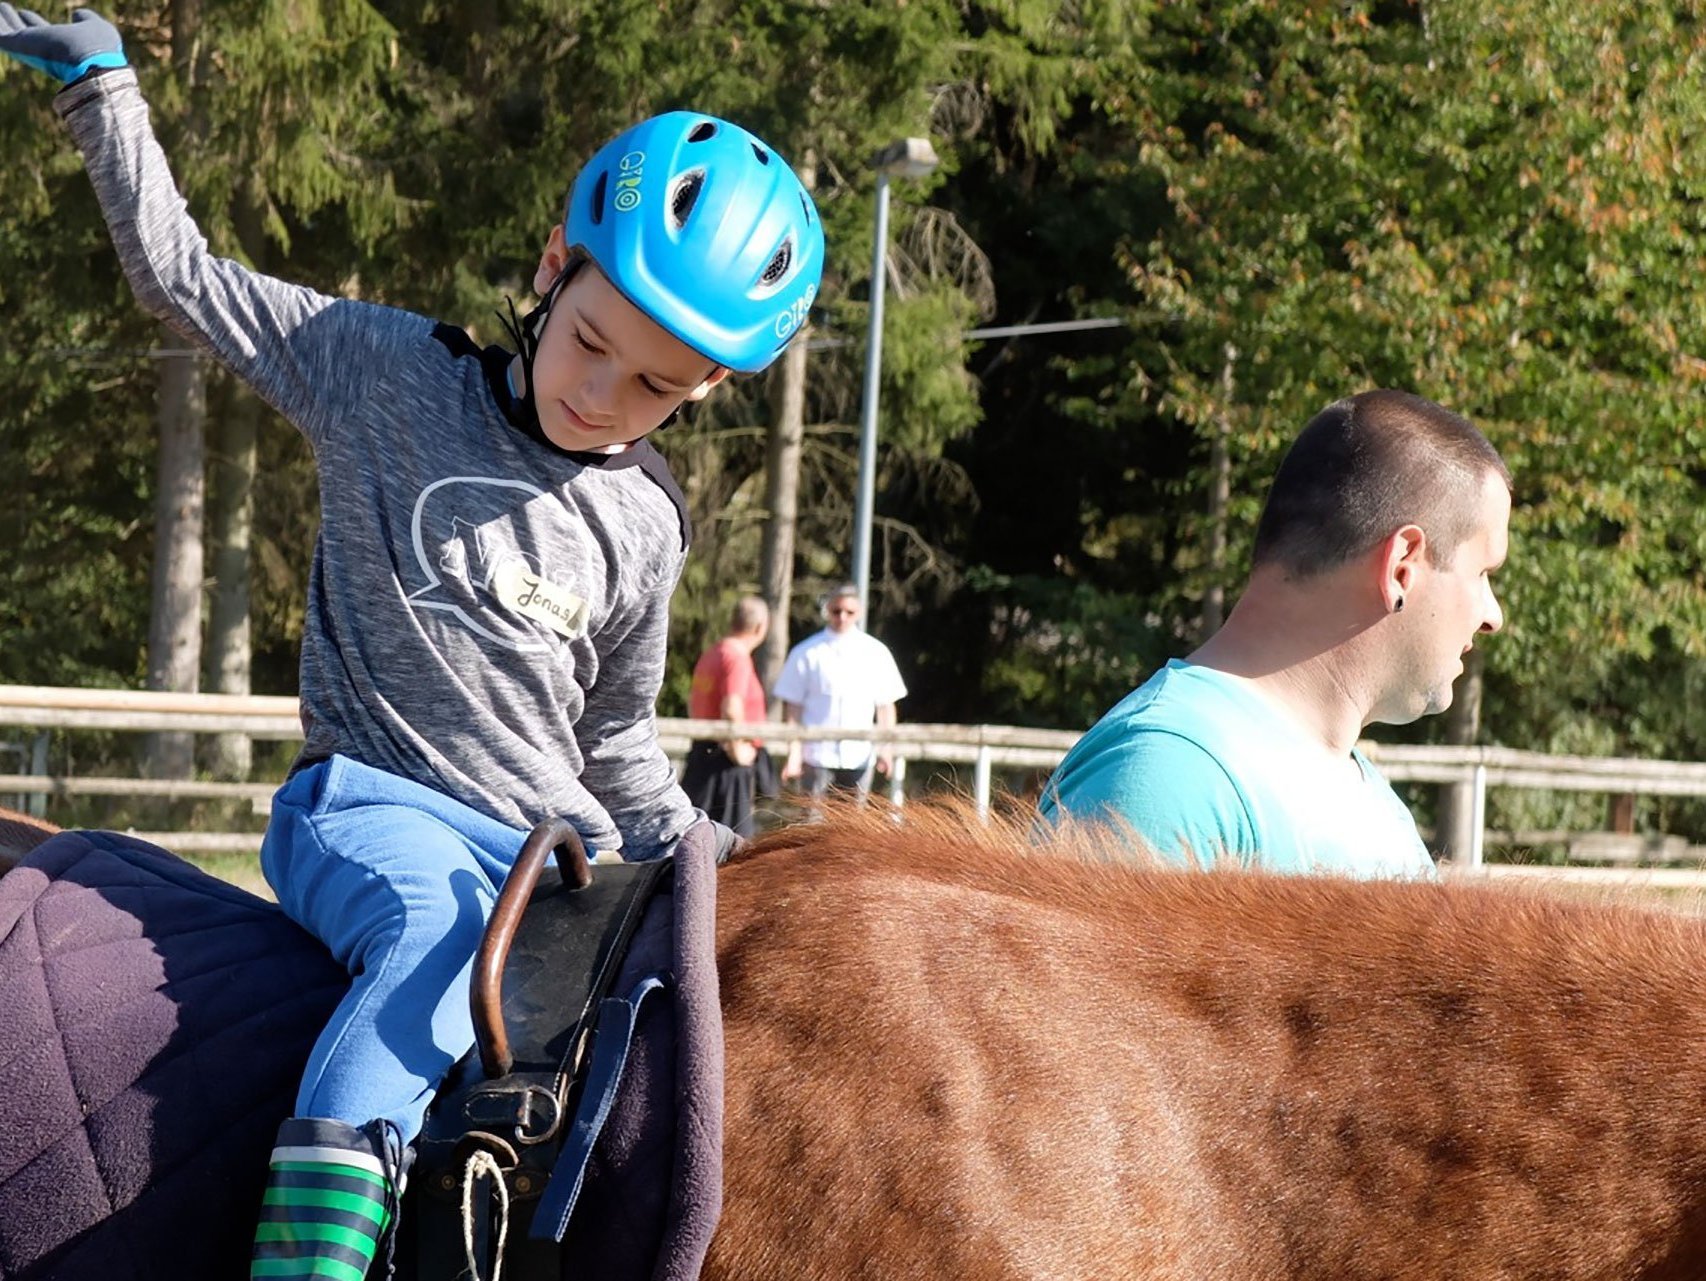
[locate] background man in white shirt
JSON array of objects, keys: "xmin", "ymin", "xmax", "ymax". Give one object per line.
[{"xmin": 774, "ymin": 584, "xmax": 908, "ymax": 798}]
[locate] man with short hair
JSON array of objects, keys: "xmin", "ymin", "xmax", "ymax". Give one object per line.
[
  {"xmin": 681, "ymin": 595, "xmax": 773, "ymax": 838},
  {"xmin": 775, "ymin": 585, "xmax": 908, "ymax": 798},
  {"xmin": 1040, "ymin": 389, "xmax": 1510, "ymax": 877}
]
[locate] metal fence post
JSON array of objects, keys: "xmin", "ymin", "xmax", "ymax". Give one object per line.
[
  {"xmin": 973, "ymin": 744, "xmax": 992, "ymax": 820},
  {"xmin": 27, "ymin": 733, "xmax": 48, "ymax": 819},
  {"xmin": 1467, "ymin": 763, "xmax": 1487, "ymax": 869}
]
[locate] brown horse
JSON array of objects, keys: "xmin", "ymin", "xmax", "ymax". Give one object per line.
[
  {"xmin": 706, "ymin": 804, "xmax": 1706, "ymax": 1281},
  {"xmin": 5, "ymin": 801, "xmax": 1706, "ymax": 1278}
]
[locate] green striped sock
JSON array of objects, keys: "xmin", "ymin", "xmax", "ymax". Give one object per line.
[{"xmin": 251, "ymin": 1119, "xmax": 397, "ymax": 1281}]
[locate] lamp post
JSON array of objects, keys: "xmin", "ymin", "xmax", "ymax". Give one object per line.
[{"xmin": 850, "ymin": 136, "xmax": 939, "ymax": 619}]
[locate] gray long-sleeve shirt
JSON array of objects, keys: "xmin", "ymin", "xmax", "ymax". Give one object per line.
[{"xmin": 57, "ymin": 68, "xmax": 697, "ymax": 858}]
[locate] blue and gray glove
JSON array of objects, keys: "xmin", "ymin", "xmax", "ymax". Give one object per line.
[{"xmin": 0, "ymin": 6, "xmax": 125, "ymax": 84}]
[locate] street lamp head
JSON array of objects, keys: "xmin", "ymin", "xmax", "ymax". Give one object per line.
[{"xmin": 871, "ymin": 136, "xmax": 939, "ymax": 179}]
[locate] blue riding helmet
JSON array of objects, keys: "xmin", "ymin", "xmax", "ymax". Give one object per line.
[{"xmin": 565, "ymin": 112, "xmax": 825, "ymax": 374}]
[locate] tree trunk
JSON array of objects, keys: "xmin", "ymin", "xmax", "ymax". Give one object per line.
[
  {"xmin": 1435, "ymin": 648, "xmax": 1484, "ymax": 862},
  {"xmin": 1607, "ymin": 792, "xmax": 1635, "ymax": 835},
  {"xmin": 757, "ymin": 333, "xmax": 807, "ymax": 691},
  {"xmin": 204, "ymin": 373, "xmax": 256, "ymax": 779},
  {"xmin": 756, "ymin": 151, "xmax": 817, "ymax": 691},
  {"xmin": 202, "ymin": 178, "xmax": 269, "ymax": 781},
  {"xmin": 143, "ymin": 341, "xmax": 206, "ymax": 780}
]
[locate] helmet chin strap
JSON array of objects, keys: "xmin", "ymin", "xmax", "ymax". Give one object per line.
[
  {"xmin": 498, "ymin": 259, "xmax": 686, "ymax": 447},
  {"xmin": 497, "ymin": 271, "xmax": 570, "ymax": 432}
]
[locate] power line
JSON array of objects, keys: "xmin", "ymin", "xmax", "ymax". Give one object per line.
[
  {"xmin": 805, "ymin": 315, "xmax": 1127, "ymax": 352},
  {"xmin": 965, "ymin": 316, "xmax": 1128, "ymax": 340}
]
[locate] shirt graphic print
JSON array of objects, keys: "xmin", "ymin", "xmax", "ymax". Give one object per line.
[{"xmin": 405, "ymin": 475, "xmax": 592, "ymax": 652}]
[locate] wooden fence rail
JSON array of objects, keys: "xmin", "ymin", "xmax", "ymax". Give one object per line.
[{"xmin": 5, "ymin": 684, "xmax": 1706, "ymax": 886}]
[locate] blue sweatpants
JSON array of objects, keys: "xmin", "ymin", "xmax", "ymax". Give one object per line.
[{"xmin": 260, "ymin": 755, "xmax": 530, "ymax": 1144}]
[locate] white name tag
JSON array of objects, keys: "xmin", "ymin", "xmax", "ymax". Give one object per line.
[{"xmin": 492, "ymin": 561, "xmax": 590, "ymax": 639}]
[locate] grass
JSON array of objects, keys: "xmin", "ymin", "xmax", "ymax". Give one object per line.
[{"xmin": 185, "ymin": 849, "xmax": 272, "ymax": 899}]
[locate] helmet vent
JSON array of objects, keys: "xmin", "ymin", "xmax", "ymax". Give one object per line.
[
  {"xmin": 759, "ymin": 236, "xmax": 794, "ymax": 290},
  {"xmin": 688, "ymin": 121, "xmax": 718, "ymax": 143},
  {"xmin": 751, "ymin": 142, "xmax": 771, "ymax": 166},
  {"xmin": 589, "ymin": 171, "xmax": 608, "ymax": 225},
  {"xmin": 669, "ymin": 169, "xmax": 706, "ymax": 229},
  {"xmin": 799, "ymin": 191, "xmax": 814, "ymax": 224}
]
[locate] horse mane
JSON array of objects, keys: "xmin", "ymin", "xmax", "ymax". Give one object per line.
[
  {"xmin": 735, "ymin": 795, "xmax": 1706, "ymax": 1028},
  {"xmin": 0, "ymin": 805, "xmax": 57, "ymax": 877}
]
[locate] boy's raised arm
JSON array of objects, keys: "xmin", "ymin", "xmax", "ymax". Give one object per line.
[{"xmin": 5, "ymin": 7, "xmax": 393, "ymax": 447}]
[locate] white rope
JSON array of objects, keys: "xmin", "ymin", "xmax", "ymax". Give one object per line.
[{"xmin": 459, "ymin": 1149, "xmax": 512, "ymax": 1281}]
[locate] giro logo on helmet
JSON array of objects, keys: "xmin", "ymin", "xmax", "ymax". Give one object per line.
[
  {"xmin": 614, "ymin": 150, "xmax": 644, "ymax": 212},
  {"xmin": 773, "ymin": 285, "xmax": 816, "ymax": 341}
]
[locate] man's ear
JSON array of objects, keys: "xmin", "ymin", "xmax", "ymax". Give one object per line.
[
  {"xmin": 684, "ymin": 366, "xmax": 733, "ymax": 403},
  {"xmin": 534, "ymin": 225, "xmax": 570, "ymax": 296},
  {"xmin": 1379, "ymin": 523, "xmax": 1427, "ymax": 611}
]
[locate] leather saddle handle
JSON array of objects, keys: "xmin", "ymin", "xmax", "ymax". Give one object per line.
[{"xmin": 473, "ymin": 816, "xmax": 593, "ymax": 1080}]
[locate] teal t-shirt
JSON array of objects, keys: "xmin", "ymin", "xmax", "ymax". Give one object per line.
[{"xmin": 1039, "ymin": 660, "xmax": 1434, "ymax": 878}]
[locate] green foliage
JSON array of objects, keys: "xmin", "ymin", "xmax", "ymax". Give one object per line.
[
  {"xmin": 1094, "ymin": 0, "xmax": 1706, "ymax": 759},
  {"xmin": 958, "ymin": 567, "xmax": 1173, "ymax": 728},
  {"xmin": 8, "ymin": 0, "xmax": 1706, "ymax": 826},
  {"xmin": 1, "ymin": 12, "xmax": 162, "ymax": 689}
]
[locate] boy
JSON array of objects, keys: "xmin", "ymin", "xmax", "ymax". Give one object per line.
[{"xmin": 0, "ymin": 7, "xmax": 824, "ymax": 1273}]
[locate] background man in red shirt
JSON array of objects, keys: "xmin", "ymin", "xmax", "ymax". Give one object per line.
[{"xmin": 681, "ymin": 595, "xmax": 774, "ymax": 836}]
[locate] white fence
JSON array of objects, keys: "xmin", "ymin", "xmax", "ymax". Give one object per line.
[{"xmin": 4, "ymin": 684, "xmax": 1706, "ymax": 887}]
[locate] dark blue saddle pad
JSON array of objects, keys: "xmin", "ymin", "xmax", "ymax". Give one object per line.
[
  {"xmin": 0, "ymin": 829, "xmax": 344, "ymax": 1281},
  {"xmin": 0, "ymin": 824, "xmax": 724, "ymax": 1281},
  {"xmin": 558, "ymin": 818, "xmax": 725, "ymax": 1279}
]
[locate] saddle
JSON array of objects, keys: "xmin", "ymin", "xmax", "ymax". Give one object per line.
[{"xmin": 404, "ymin": 819, "xmax": 675, "ymax": 1280}]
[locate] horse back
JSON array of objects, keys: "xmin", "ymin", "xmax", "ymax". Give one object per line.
[{"xmin": 706, "ymin": 807, "xmax": 1706, "ymax": 1281}]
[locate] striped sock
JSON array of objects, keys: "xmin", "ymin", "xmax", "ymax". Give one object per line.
[{"xmin": 251, "ymin": 1118, "xmax": 396, "ymax": 1281}]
